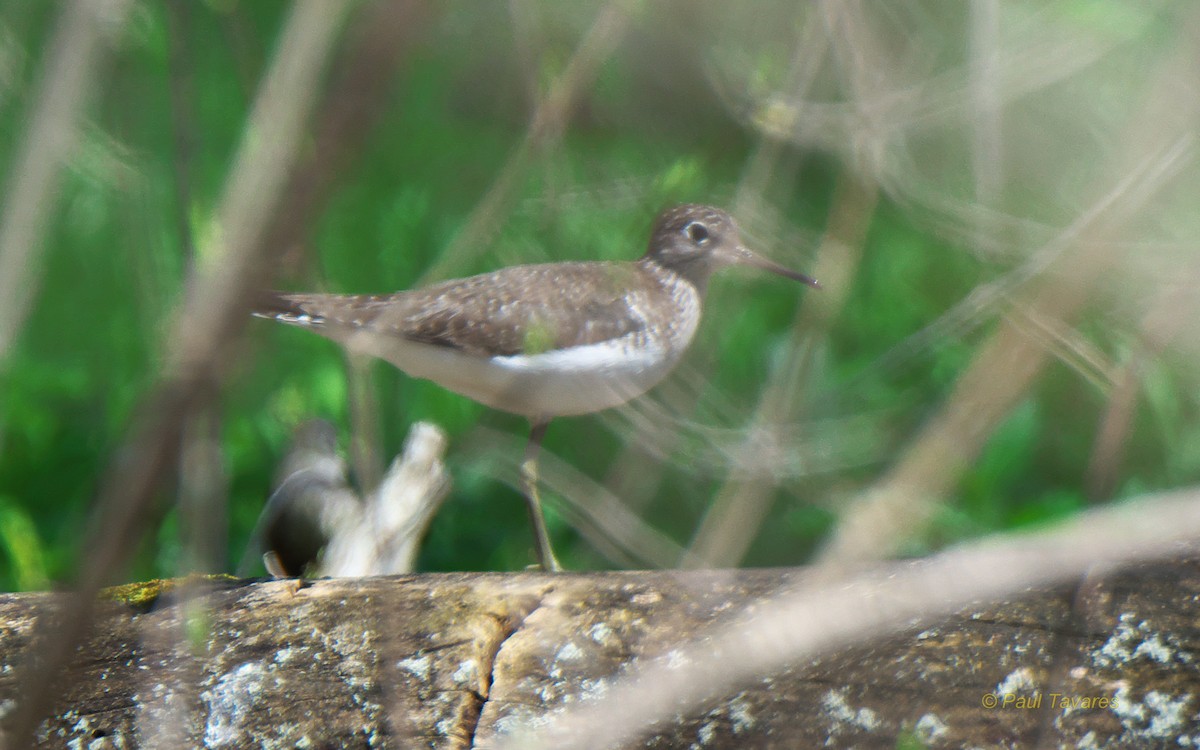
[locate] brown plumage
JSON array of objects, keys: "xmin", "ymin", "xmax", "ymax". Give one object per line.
[
  {"xmin": 258, "ymin": 262, "xmax": 651, "ymax": 358},
  {"xmin": 253, "ymin": 204, "xmax": 818, "ymax": 571},
  {"xmin": 255, "ymin": 204, "xmax": 817, "ymax": 361}
]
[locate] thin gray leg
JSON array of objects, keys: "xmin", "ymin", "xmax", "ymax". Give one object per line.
[{"xmin": 521, "ymin": 420, "xmax": 562, "ymax": 572}]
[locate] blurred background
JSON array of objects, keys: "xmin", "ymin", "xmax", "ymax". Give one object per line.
[{"xmin": 1, "ymin": 0, "xmax": 1198, "ymax": 590}]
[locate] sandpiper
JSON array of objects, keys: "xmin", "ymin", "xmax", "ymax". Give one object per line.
[{"xmin": 255, "ymin": 204, "xmax": 819, "ymax": 571}]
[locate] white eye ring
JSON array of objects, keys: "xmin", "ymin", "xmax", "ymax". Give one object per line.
[{"xmin": 684, "ymin": 221, "xmax": 710, "ymax": 244}]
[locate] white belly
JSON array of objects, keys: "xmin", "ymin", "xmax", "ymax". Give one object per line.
[{"xmin": 346, "ymin": 329, "xmax": 683, "ymax": 419}]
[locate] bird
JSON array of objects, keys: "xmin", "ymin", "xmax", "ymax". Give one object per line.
[
  {"xmin": 239, "ymin": 419, "xmax": 362, "ymax": 578},
  {"xmin": 254, "ymin": 204, "xmax": 819, "ymax": 571}
]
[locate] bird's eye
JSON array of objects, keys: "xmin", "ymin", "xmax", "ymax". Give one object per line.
[{"xmin": 684, "ymin": 221, "xmax": 710, "ymax": 244}]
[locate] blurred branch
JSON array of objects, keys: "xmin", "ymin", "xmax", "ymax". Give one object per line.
[
  {"xmin": 165, "ymin": 0, "xmax": 198, "ymax": 263},
  {"xmin": 732, "ymin": 5, "xmax": 828, "ymax": 219},
  {"xmin": 500, "ymin": 484, "xmax": 1200, "ymax": 750},
  {"xmin": 166, "ymin": 0, "xmax": 228, "ymax": 576},
  {"xmin": 346, "ymin": 353, "xmax": 384, "ymax": 496},
  {"xmin": 0, "ymin": 0, "xmax": 133, "ymax": 365},
  {"xmin": 1085, "ymin": 354, "xmax": 1144, "ymax": 503},
  {"xmin": 1086, "ymin": 265, "xmax": 1200, "ymax": 500},
  {"xmin": 465, "ymin": 426, "xmax": 695, "ymax": 569},
  {"xmin": 969, "ymin": 0, "xmax": 1004, "ymax": 210},
  {"xmin": 603, "ymin": 388, "xmax": 884, "ymax": 479},
  {"xmin": 748, "ymin": 3, "xmax": 1149, "ymax": 166},
  {"xmin": 845, "ymin": 134, "xmax": 1189, "ymax": 388},
  {"xmin": 820, "ymin": 8, "xmax": 1200, "ymax": 564},
  {"xmin": 688, "ymin": 171, "xmax": 877, "ymax": 567},
  {"xmin": 2, "ymin": 0, "xmax": 437, "ymax": 743},
  {"xmin": 687, "ymin": 4, "xmax": 892, "ymax": 567},
  {"xmin": 178, "ymin": 404, "xmax": 228, "ymax": 573},
  {"xmin": 420, "ymin": 0, "xmax": 634, "ymax": 282}
]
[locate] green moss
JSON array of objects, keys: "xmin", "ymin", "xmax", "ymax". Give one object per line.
[{"xmin": 101, "ymin": 574, "xmax": 240, "ymax": 611}]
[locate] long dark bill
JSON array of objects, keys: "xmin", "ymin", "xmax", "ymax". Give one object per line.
[{"xmin": 731, "ymin": 245, "xmax": 821, "ymax": 289}]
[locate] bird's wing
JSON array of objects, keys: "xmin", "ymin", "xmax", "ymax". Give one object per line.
[{"xmin": 259, "ymin": 262, "xmax": 653, "ymax": 358}]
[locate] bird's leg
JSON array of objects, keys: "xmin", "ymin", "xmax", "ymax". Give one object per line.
[{"xmin": 521, "ymin": 420, "xmax": 562, "ymax": 572}]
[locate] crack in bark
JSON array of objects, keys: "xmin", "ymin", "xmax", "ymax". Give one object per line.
[{"xmin": 462, "ymin": 590, "xmax": 550, "ymax": 748}]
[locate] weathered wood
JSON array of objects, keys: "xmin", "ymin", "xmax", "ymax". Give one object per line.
[{"xmin": 1, "ymin": 561, "xmax": 1198, "ymax": 748}]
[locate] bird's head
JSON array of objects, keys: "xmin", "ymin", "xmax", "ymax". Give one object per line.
[{"xmin": 643, "ymin": 204, "xmax": 820, "ymax": 292}]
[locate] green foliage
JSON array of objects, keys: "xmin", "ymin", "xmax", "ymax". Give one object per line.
[
  {"xmin": 0, "ymin": 498, "xmax": 49, "ymax": 591},
  {"xmin": 0, "ymin": 3, "xmax": 1192, "ymax": 589}
]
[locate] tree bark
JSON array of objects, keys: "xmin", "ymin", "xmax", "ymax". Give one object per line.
[{"xmin": 2, "ymin": 561, "xmax": 1198, "ymax": 748}]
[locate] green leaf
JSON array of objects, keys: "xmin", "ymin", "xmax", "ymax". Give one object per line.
[{"xmin": 0, "ymin": 498, "xmax": 49, "ymax": 591}]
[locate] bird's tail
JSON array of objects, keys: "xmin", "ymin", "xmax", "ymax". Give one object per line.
[{"xmin": 252, "ymin": 291, "xmax": 328, "ymax": 328}]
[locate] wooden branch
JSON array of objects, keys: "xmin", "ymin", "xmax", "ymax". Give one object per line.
[
  {"xmin": 321, "ymin": 421, "xmax": 451, "ymax": 577},
  {"xmin": 2, "ymin": 560, "xmax": 1198, "ymax": 748}
]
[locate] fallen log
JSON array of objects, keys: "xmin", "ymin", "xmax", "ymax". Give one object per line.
[{"xmin": 1, "ymin": 560, "xmax": 1198, "ymax": 748}]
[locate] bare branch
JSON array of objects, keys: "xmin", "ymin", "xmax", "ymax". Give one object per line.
[
  {"xmin": 0, "ymin": 0, "xmax": 133, "ymax": 363},
  {"xmin": 499, "ymin": 485, "xmax": 1200, "ymax": 750}
]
